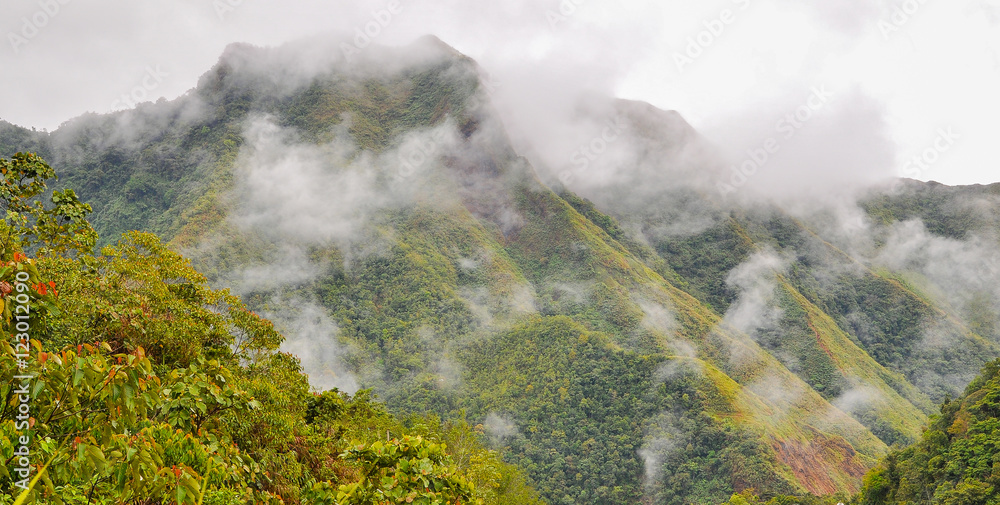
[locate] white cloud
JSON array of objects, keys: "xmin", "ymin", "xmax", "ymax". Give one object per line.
[{"xmin": 1, "ymin": 0, "xmax": 998, "ymax": 186}]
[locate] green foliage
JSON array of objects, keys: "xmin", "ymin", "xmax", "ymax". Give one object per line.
[
  {"xmin": 860, "ymin": 181, "xmax": 1000, "ymax": 241},
  {"xmin": 558, "ymin": 191, "xmax": 687, "ymax": 289},
  {"xmin": 0, "ymin": 122, "xmax": 48, "ymax": 161},
  {"xmin": 326, "ymin": 436, "xmax": 479, "ymax": 505},
  {"xmin": 856, "ymin": 359, "xmax": 1000, "ymax": 504},
  {"xmin": 0, "ymin": 153, "xmax": 538, "ymax": 504},
  {"xmin": 461, "ymin": 316, "xmax": 793, "ymax": 505},
  {"xmin": 0, "ymin": 342, "xmax": 270, "ymax": 504},
  {"xmin": 0, "ymin": 152, "xmax": 97, "ymax": 257},
  {"xmin": 653, "ymin": 218, "xmax": 753, "ymax": 314},
  {"xmin": 36, "ymin": 230, "xmax": 281, "ymax": 366},
  {"xmin": 828, "ymin": 272, "xmax": 995, "ymax": 403},
  {"xmin": 720, "ymin": 488, "xmax": 848, "ymax": 505},
  {"xmin": 6, "ymin": 39, "xmax": 1000, "ymax": 505}
]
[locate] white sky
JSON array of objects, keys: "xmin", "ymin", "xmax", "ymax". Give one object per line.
[{"xmin": 1, "ymin": 0, "xmax": 998, "ymax": 185}]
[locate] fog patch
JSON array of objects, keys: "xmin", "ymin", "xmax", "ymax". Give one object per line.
[
  {"xmin": 722, "ymin": 249, "xmax": 789, "ymax": 338},
  {"xmin": 418, "ymin": 326, "xmax": 465, "ymax": 390},
  {"xmin": 831, "ymin": 384, "xmax": 885, "ymax": 415},
  {"xmin": 653, "ymin": 357, "xmax": 703, "ymax": 383},
  {"xmin": 875, "ymin": 219, "xmax": 1000, "ymax": 340},
  {"xmin": 231, "ymin": 114, "xmax": 462, "ymax": 248},
  {"xmin": 484, "ymin": 412, "xmax": 521, "ymax": 446},
  {"xmin": 272, "ymin": 299, "xmax": 360, "ymax": 394}
]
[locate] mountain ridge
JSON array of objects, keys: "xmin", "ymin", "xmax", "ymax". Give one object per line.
[{"xmin": 3, "ymin": 36, "xmax": 1000, "ymax": 503}]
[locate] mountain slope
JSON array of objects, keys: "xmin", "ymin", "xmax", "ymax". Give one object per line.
[
  {"xmin": 858, "ymin": 358, "xmax": 1000, "ymax": 504},
  {"xmin": 3, "ymin": 36, "xmax": 1000, "ymax": 503}
]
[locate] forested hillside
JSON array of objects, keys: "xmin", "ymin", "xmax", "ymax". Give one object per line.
[
  {"xmin": 857, "ymin": 357, "xmax": 1000, "ymax": 504},
  {"xmin": 0, "ymin": 153, "xmax": 542, "ymax": 504},
  {"xmin": 2, "ymin": 36, "xmax": 1000, "ymax": 504}
]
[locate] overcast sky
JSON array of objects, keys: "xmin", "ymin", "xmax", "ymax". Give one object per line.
[{"xmin": 1, "ymin": 0, "xmax": 998, "ymax": 186}]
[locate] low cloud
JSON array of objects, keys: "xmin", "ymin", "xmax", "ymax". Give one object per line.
[
  {"xmin": 231, "ymin": 114, "xmax": 462, "ymax": 248},
  {"xmin": 484, "ymin": 412, "xmax": 521, "ymax": 446},
  {"xmin": 271, "ymin": 299, "xmax": 360, "ymax": 393},
  {"xmin": 875, "ymin": 219, "xmax": 1000, "ymax": 333},
  {"xmin": 722, "ymin": 249, "xmax": 788, "ymax": 336}
]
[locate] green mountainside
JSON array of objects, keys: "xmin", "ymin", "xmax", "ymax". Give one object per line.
[
  {"xmin": 857, "ymin": 358, "xmax": 1000, "ymax": 504},
  {"xmin": 723, "ymin": 360, "xmax": 1000, "ymax": 505},
  {"xmin": 0, "ymin": 154, "xmax": 543, "ymax": 504},
  {"xmin": 3, "ymin": 36, "xmax": 1000, "ymax": 504}
]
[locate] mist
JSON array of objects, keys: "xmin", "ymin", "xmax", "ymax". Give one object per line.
[
  {"xmin": 10, "ymin": 22, "xmax": 997, "ymax": 413},
  {"xmin": 5, "ymin": 3, "xmax": 1000, "ymax": 503}
]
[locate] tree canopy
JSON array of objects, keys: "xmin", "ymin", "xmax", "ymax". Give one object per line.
[{"xmin": 0, "ymin": 153, "xmax": 541, "ymax": 505}]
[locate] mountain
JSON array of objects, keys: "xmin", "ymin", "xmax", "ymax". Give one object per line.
[
  {"xmin": 857, "ymin": 358, "xmax": 1000, "ymax": 504},
  {"xmin": 3, "ymin": 35, "xmax": 1000, "ymax": 504},
  {"xmin": 0, "ymin": 152, "xmax": 541, "ymax": 504}
]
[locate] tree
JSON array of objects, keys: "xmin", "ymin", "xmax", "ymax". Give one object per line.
[
  {"xmin": 1, "ymin": 153, "xmax": 540, "ymax": 504},
  {"xmin": 323, "ymin": 436, "xmax": 480, "ymax": 505},
  {"xmin": 0, "ymin": 152, "xmax": 96, "ymax": 259}
]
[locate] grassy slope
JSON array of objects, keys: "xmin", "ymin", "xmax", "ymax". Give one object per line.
[
  {"xmin": 780, "ymin": 280, "xmax": 931, "ymax": 443},
  {"xmin": 580, "ymin": 200, "xmax": 935, "ymax": 443},
  {"xmin": 857, "ymin": 358, "xmax": 1000, "ymax": 504},
  {"xmin": 4, "ymin": 40, "xmax": 999, "ymax": 502},
  {"xmin": 641, "ymin": 205, "xmax": 994, "ymax": 415},
  {"xmin": 505, "ymin": 179, "xmax": 886, "ymax": 495}
]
